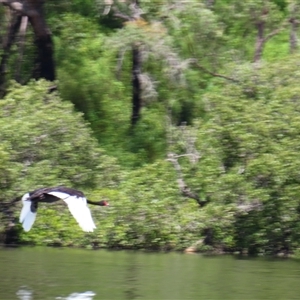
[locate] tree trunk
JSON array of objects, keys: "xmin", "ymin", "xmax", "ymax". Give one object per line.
[
  {"xmin": 15, "ymin": 16, "xmax": 28, "ymax": 82},
  {"xmin": 253, "ymin": 9, "xmax": 283, "ymax": 63},
  {"xmin": 205, "ymin": 0, "xmax": 215, "ymax": 8},
  {"xmin": 254, "ymin": 21, "xmax": 265, "ymax": 63},
  {"xmin": 0, "ymin": 0, "xmax": 56, "ymax": 87},
  {"xmin": 0, "ymin": 13, "xmax": 22, "ymax": 97},
  {"xmin": 112, "ymin": 0, "xmax": 143, "ymax": 126},
  {"xmin": 131, "ymin": 44, "xmax": 142, "ymax": 125},
  {"xmin": 289, "ymin": 17, "xmax": 298, "ymax": 53},
  {"xmin": 27, "ymin": 0, "xmax": 55, "ymax": 81}
]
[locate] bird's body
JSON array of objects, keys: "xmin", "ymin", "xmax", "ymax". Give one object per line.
[{"xmin": 19, "ymin": 186, "xmax": 109, "ymax": 232}]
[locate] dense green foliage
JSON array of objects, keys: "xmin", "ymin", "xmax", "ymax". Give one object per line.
[
  {"xmin": 0, "ymin": 81, "xmax": 120, "ymax": 234},
  {"xmin": 2, "ymin": 0, "xmax": 300, "ymax": 255}
]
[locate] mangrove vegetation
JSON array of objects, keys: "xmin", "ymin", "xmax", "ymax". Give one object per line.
[{"xmin": 1, "ymin": 0, "xmax": 300, "ymax": 255}]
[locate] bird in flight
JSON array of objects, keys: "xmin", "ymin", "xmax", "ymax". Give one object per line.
[{"xmin": 19, "ymin": 186, "xmax": 109, "ymax": 232}]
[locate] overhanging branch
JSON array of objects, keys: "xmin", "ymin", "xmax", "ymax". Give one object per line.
[
  {"xmin": 167, "ymin": 153, "xmax": 208, "ymax": 207},
  {"xmin": 112, "ymin": 6, "xmax": 132, "ymax": 21},
  {"xmin": 1, "ymin": 0, "xmax": 26, "ymax": 14},
  {"xmin": 191, "ymin": 59, "xmax": 239, "ymax": 83}
]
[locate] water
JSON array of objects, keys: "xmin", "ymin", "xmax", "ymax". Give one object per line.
[{"xmin": 1, "ymin": 247, "xmax": 300, "ymax": 299}]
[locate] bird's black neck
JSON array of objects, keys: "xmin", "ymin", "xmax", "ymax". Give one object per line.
[
  {"xmin": 86, "ymin": 199, "xmax": 98, "ymax": 206},
  {"xmin": 87, "ymin": 199, "xmax": 108, "ymax": 206}
]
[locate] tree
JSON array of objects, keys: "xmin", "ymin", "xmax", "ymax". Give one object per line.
[
  {"xmin": 100, "ymin": 0, "xmax": 186, "ymax": 126},
  {"xmin": 287, "ymin": 0, "xmax": 300, "ymax": 53},
  {"xmin": 181, "ymin": 55, "xmax": 300, "ymax": 253},
  {"xmin": 0, "ymin": 80, "xmax": 121, "ymax": 243},
  {"xmin": 214, "ymin": 0, "xmax": 287, "ymax": 63},
  {"xmin": 0, "ymin": 0, "xmax": 55, "ymax": 96}
]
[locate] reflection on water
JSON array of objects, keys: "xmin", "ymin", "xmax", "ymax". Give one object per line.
[
  {"xmin": 55, "ymin": 291, "xmax": 96, "ymax": 300},
  {"xmin": 124, "ymin": 253, "xmax": 139, "ymax": 300},
  {"xmin": 16, "ymin": 287, "xmax": 32, "ymax": 300},
  {"xmin": 2, "ymin": 247, "xmax": 300, "ymax": 299},
  {"xmin": 16, "ymin": 286, "xmax": 96, "ymax": 300}
]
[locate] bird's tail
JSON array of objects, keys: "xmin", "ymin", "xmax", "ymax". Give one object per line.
[{"xmin": 20, "ymin": 193, "xmax": 37, "ymax": 232}]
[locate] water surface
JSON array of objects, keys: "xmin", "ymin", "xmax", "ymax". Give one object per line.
[{"xmin": 1, "ymin": 247, "xmax": 300, "ymax": 299}]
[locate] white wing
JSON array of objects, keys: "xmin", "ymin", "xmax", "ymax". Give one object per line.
[
  {"xmin": 48, "ymin": 192, "xmax": 96, "ymax": 232},
  {"xmin": 20, "ymin": 193, "xmax": 37, "ymax": 232}
]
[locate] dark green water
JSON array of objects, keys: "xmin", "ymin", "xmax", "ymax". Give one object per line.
[{"xmin": 1, "ymin": 247, "xmax": 300, "ymax": 299}]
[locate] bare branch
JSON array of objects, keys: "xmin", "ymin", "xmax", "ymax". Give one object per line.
[
  {"xmin": 167, "ymin": 153, "xmax": 208, "ymax": 207},
  {"xmin": 1, "ymin": 0, "xmax": 27, "ymax": 15},
  {"xmin": 111, "ymin": 0, "xmax": 143, "ymax": 21},
  {"xmin": 0, "ymin": 13, "xmax": 22, "ymax": 97},
  {"xmin": 116, "ymin": 47, "xmax": 128, "ymax": 80},
  {"xmin": 103, "ymin": 0, "xmax": 113, "ymax": 15},
  {"xmin": 112, "ymin": 6, "xmax": 132, "ymax": 21},
  {"xmin": 129, "ymin": 2, "xmax": 143, "ymax": 20},
  {"xmin": 289, "ymin": 17, "xmax": 299, "ymax": 53},
  {"xmin": 264, "ymin": 27, "xmax": 283, "ymax": 42},
  {"xmin": 15, "ymin": 15, "xmax": 28, "ymax": 82},
  {"xmin": 236, "ymin": 201, "xmax": 263, "ymax": 213},
  {"xmin": 191, "ymin": 59, "xmax": 239, "ymax": 83}
]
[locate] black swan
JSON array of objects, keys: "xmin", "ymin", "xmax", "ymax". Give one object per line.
[{"xmin": 19, "ymin": 186, "xmax": 109, "ymax": 232}]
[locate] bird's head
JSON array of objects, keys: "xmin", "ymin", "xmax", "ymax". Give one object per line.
[{"xmin": 98, "ymin": 200, "xmax": 109, "ymax": 206}]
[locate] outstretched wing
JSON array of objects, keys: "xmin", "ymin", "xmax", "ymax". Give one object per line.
[
  {"xmin": 47, "ymin": 191, "xmax": 96, "ymax": 232},
  {"xmin": 20, "ymin": 193, "xmax": 37, "ymax": 232}
]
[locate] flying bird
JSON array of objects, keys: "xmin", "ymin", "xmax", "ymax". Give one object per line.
[{"xmin": 19, "ymin": 186, "xmax": 109, "ymax": 232}]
